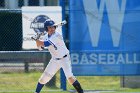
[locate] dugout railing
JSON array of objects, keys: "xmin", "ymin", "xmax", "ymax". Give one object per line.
[{"xmin": 0, "ymin": 51, "xmax": 50, "ymax": 72}]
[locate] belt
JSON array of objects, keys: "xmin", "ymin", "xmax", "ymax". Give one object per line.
[{"xmin": 55, "ymin": 55, "xmax": 67, "ymax": 60}]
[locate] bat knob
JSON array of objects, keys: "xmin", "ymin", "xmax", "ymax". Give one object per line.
[
  {"xmin": 62, "ymin": 20, "xmax": 67, "ymax": 25},
  {"xmin": 38, "ymin": 46, "xmax": 44, "ymax": 51}
]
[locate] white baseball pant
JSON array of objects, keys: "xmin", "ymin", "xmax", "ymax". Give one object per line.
[{"xmin": 39, "ymin": 54, "xmax": 74, "ymax": 84}]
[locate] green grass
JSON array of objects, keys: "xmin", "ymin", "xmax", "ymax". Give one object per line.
[{"xmin": 0, "ymin": 71, "xmax": 140, "ymax": 93}]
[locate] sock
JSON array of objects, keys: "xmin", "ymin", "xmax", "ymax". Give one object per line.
[
  {"xmin": 72, "ymin": 80, "xmax": 83, "ymax": 93},
  {"xmin": 35, "ymin": 82, "xmax": 44, "ymax": 93}
]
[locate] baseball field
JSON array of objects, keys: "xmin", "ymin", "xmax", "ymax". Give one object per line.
[{"xmin": 0, "ymin": 71, "xmax": 140, "ymax": 93}]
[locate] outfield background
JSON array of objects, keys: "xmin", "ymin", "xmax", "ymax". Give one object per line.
[{"xmin": 0, "ymin": 0, "xmax": 140, "ymax": 93}]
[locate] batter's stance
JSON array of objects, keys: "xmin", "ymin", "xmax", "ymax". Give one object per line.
[{"xmin": 34, "ymin": 19, "xmax": 83, "ymax": 93}]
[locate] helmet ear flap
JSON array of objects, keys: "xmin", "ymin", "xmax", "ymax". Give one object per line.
[
  {"xmin": 54, "ymin": 26, "xmax": 56, "ymax": 29},
  {"xmin": 45, "ymin": 27, "xmax": 48, "ymax": 32}
]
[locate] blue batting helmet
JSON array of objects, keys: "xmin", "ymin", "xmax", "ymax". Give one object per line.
[{"xmin": 44, "ymin": 19, "xmax": 56, "ymax": 31}]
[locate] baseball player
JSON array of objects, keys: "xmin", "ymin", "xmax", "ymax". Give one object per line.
[{"xmin": 34, "ymin": 19, "xmax": 83, "ymax": 93}]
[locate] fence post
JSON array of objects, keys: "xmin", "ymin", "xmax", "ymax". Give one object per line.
[
  {"xmin": 59, "ymin": 0, "xmax": 67, "ymax": 90},
  {"xmin": 60, "ymin": 69, "xmax": 66, "ymax": 90},
  {"xmin": 24, "ymin": 62, "xmax": 29, "ymax": 73}
]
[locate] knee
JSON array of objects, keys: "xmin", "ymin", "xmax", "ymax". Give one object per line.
[
  {"xmin": 39, "ymin": 77, "xmax": 49, "ymax": 84},
  {"xmin": 68, "ymin": 76, "xmax": 76, "ymax": 85},
  {"xmin": 39, "ymin": 72, "xmax": 53, "ymax": 84}
]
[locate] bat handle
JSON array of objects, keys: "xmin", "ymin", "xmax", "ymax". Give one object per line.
[{"xmin": 31, "ymin": 37, "xmax": 37, "ymax": 41}]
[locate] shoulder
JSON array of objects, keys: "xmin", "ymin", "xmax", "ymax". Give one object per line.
[
  {"xmin": 54, "ymin": 32, "xmax": 63, "ymax": 40},
  {"xmin": 54, "ymin": 32, "xmax": 62, "ymax": 37},
  {"xmin": 55, "ymin": 31, "xmax": 61, "ymax": 35}
]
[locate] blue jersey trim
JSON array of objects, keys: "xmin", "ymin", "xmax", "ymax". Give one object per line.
[
  {"xmin": 44, "ymin": 41, "xmax": 51, "ymax": 47},
  {"xmin": 48, "ymin": 40, "xmax": 57, "ymax": 50}
]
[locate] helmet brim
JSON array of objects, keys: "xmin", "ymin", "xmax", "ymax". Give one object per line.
[{"xmin": 53, "ymin": 23, "xmax": 57, "ymax": 26}]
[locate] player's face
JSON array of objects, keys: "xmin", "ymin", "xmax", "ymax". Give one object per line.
[{"xmin": 47, "ymin": 26, "xmax": 56, "ymax": 34}]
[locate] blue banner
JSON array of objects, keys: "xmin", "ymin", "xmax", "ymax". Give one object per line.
[{"xmin": 69, "ymin": 0, "xmax": 140, "ymax": 75}]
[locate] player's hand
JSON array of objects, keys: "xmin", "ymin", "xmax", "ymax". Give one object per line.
[{"xmin": 36, "ymin": 40, "xmax": 44, "ymax": 47}]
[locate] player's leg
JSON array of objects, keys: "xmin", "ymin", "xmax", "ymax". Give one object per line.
[
  {"xmin": 61, "ymin": 55, "xmax": 83, "ymax": 93},
  {"xmin": 68, "ymin": 76, "xmax": 83, "ymax": 93},
  {"xmin": 35, "ymin": 59, "xmax": 60, "ymax": 93}
]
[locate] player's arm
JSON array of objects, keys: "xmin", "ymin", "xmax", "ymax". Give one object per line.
[{"xmin": 36, "ymin": 40, "xmax": 51, "ymax": 47}]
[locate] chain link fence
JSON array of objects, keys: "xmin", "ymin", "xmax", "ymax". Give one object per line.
[
  {"xmin": 0, "ymin": 9, "xmax": 61, "ymax": 92},
  {"xmin": 0, "ymin": 10, "xmax": 22, "ymax": 51}
]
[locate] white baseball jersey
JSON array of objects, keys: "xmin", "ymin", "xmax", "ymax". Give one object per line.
[{"xmin": 44, "ymin": 31, "xmax": 69, "ymax": 58}]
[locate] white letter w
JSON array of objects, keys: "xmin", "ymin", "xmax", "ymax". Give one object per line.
[{"xmin": 83, "ymin": 0, "xmax": 126, "ymax": 47}]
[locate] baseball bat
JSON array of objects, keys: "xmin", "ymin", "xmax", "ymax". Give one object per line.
[{"xmin": 54, "ymin": 20, "xmax": 67, "ymax": 27}]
